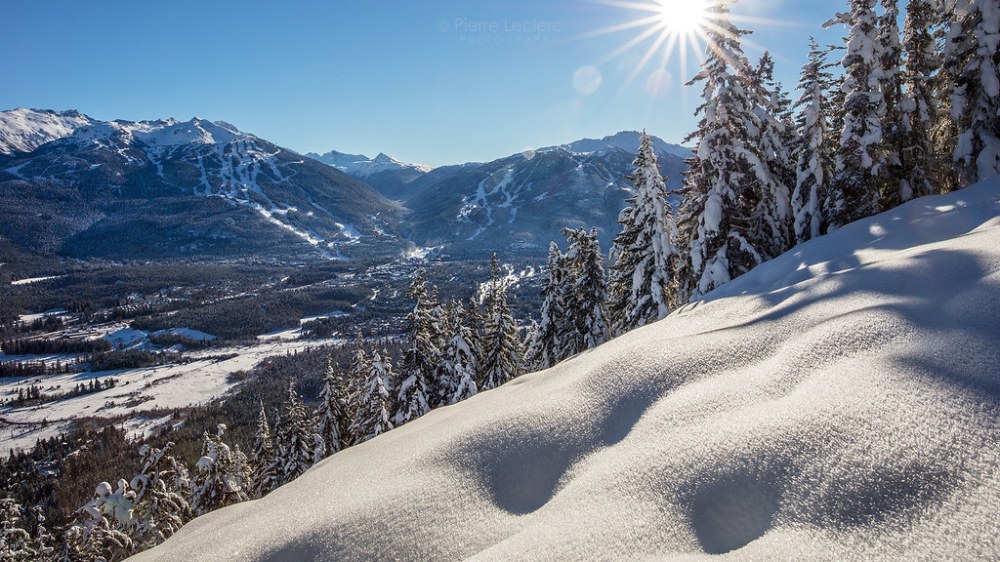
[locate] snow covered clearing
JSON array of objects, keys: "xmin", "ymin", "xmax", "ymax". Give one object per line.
[
  {"xmin": 0, "ymin": 337, "xmax": 343, "ymax": 455},
  {"xmin": 10, "ymin": 275, "xmax": 68, "ymax": 286},
  {"xmin": 134, "ymin": 176, "xmax": 1000, "ymax": 560}
]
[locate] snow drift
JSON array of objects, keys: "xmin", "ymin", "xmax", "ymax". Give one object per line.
[{"xmin": 134, "ymin": 178, "xmax": 1000, "ymax": 561}]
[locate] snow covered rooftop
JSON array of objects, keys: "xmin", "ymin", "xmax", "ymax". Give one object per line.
[{"xmin": 134, "ymin": 177, "xmax": 1000, "ymax": 561}]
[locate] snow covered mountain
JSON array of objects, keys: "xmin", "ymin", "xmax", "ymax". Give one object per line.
[
  {"xmin": 402, "ymin": 132, "xmax": 689, "ymax": 257},
  {"xmin": 557, "ymin": 130, "xmax": 692, "ymax": 159},
  {"xmin": 0, "ymin": 112, "xmax": 405, "ymax": 260},
  {"xmin": 306, "ymin": 149, "xmax": 432, "ymax": 201},
  {"xmin": 135, "ymin": 176, "xmax": 1000, "ymax": 562},
  {"xmin": 0, "ymin": 108, "xmax": 95, "ymax": 155},
  {"xmin": 307, "ymin": 149, "xmax": 431, "ymax": 178}
]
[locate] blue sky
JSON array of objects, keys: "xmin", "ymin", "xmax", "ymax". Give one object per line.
[{"xmin": 3, "ymin": 0, "xmax": 844, "ymax": 167}]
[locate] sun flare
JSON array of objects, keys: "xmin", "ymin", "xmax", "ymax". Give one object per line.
[{"xmin": 657, "ymin": 0, "xmax": 709, "ymax": 35}]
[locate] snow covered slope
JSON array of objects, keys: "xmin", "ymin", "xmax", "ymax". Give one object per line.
[
  {"xmin": 0, "ymin": 108, "xmax": 94, "ymax": 154},
  {"xmin": 136, "ymin": 178, "xmax": 1000, "ymax": 561}
]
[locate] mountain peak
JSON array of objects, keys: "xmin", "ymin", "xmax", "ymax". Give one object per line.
[
  {"xmin": 557, "ymin": 131, "xmax": 692, "ymax": 159},
  {"xmin": 0, "ymin": 108, "xmax": 96, "ymax": 154}
]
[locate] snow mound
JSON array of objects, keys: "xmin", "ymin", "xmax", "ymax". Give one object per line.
[{"xmin": 134, "ymin": 178, "xmax": 1000, "ymax": 561}]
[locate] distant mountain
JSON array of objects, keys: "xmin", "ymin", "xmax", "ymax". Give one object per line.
[
  {"xmin": 0, "ymin": 109, "xmax": 405, "ymax": 261},
  {"xmin": 306, "ymin": 149, "xmax": 431, "ymax": 201},
  {"xmin": 0, "ymin": 108, "xmax": 95, "ymax": 155},
  {"xmin": 401, "ymin": 132, "xmax": 689, "ymax": 258},
  {"xmin": 557, "ymin": 130, "xmax": 693, "ymax": 159}
]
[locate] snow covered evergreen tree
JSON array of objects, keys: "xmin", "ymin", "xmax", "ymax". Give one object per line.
[
  {"xmin": 315, "ymin": 354, "xmax": 347, "ymax": 456},
  {"xmin": 190, "ymin": 425, "xmax": 250, "ymax": 515},
  {"xmin": 0, "ymin": 498, "xmax": 50, "ymax": 561},
  {"xmin": 749, "ymin": 51, "xmax": 794, "ymax": 258},
  {"xmin": 351, "ymin": 349, "xmax": 395, "ymax": 442},
  {"xmin": 608, "ymin": 131, "xmax": 678, "ymax": 334},
  {"xmin": 479, "ymin": 254, "xmax": 522, "ymax": 390},
  {"xmin": 66, "ymin": 480, "xmax": 137, "ymax": 562},
  {"xmin": 250, "ymin": 402, "xmax": 278, "ymax": 498},
  {"xmin": 562, "ymin": 228, "xmax": 609, "ymax": 351},
  {"xmin": 945, "ymin": 0, "xmax": 1000, "ymax": 183},
  {"xmin": 128, "ymin": 442, "xmax": 191, "ymax": 548},
  {"xmin": 826, "ymin": 0, "xmax": 889, "ymax": 225},
  {"xmin": 792, "ymin": 38, "xmax": 835, "ymax": 243},
  {"xmin": 440, "ymin": 300, "xmax": 479, "ymax": 404},
  {"xmin": 525, "ymin": 242, "xmax": 569, "ymax": 369},
  {"xmin": 343, "ymin": 335, "xmax": 371, "ymax": 446},
  {"xmin": 676, "ymin": 1, "xmax": 781, "ymax": 300},
  {"xmin": 878, "ymin": 0, "xmax": 911, "ymax": 207},
  {"xmin": 901, "ymin": 0, "xmax": 946, "ymax": 196},
  {"xmin": 396, "ymin": 269, "xmax": 438, "ymax": 424},
  {"xmin": 273, "ymin": 385, "xmax": 315, "ymax": 486}
]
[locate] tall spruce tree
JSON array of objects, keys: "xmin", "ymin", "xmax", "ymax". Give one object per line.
[
  {"xmin": 351, "ymin": 349, "xmax": 395, "ymax": 442},
  {"xmin": 525, "ymin": 242, "xmax": 569, "ymax": 369},
  {"xmin": 901, "ymin": 0, "xmax": 946, "ymax": 196},
  {"xmin": 250, "ymin": 403, "xmax": 278, "ymax": 498},
  {"xmin": 792, "ymin": 38, "xmax": 835, "ymax": 243},
  {"xmin": 315, "ymin": 354, "xmax": 347, "ymax": 456},
  {"xmin": 879, "ymin": 0, "xmax": 908, "ymax": 206},
  {"xmin": 749, "ymin": 51, "xmax": 794, "ymax": 259},
  {"xmin": 945, "ymin": 0, "xmax": 1000, "ymax": 183},
  {"xmin": 608, "ymin": 131, "xmax": 678, "ymax": 334},
  {"xmin": 273, "ymin": 385, "xmax": 315, "ymax": 486},
  {"xmin": 826, "ymin": 0, "xmax": 889, "ymax": 225},
  {"xmin": 440, "ymin": 300, "xmax": 479, "ymax": 404},
  {"xmin": 563, "ymin": 228, "xmax": 609, "ymax": 351},
  {"xmin": 396, "ymin": 270, "xmax": 437, "ymax": 424},
  {"xmin": 676, "ymin": 1, "xmax": 776, "ymax": 300},
  {"xmin": 480, "ymin": 254, "xmax": 522, "ymax": 390}
]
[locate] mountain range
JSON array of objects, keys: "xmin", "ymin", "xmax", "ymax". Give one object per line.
[{"xmin": 0, "ymin": 108, "xmax": 690, "ymax": 262}]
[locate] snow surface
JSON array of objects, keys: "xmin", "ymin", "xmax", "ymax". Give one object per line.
[
  {"xmin": 0, "ymin": 108, "xmax": 93, "ymax": 154},
  {"xmin": 0, "ymin": 337, "xmax": 343, "ymax": 454},
  {"xmin": 134, "ymin": 179, "xmax": 1000, "ymax": 561}
]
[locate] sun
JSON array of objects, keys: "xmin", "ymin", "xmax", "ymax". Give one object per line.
[
  {"xmin": 577, "ymin": 0, "xmax": 781, "ymax": 98},
  {"xmin": 657, "ymin": 0, "xmax": 709, "ymax": 35}
]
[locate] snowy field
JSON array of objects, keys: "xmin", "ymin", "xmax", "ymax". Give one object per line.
[
  {"xmin": 135, "ymin": 178, "xmax": 1000, "ymax": 561},
  {"xmin": 0, "ymin": 337, "xmax": 344, "ymax": 454}
]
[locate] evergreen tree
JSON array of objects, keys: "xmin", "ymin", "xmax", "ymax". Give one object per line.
[
  {"xmin": 676, "ymin": 1, "xmax": 777, "ymax": 300},
  {"xmin": 315, "ymin": 354, "xmax": 347, "ymax": 456},
  {"xmin": 945, "ymin": 0, "xmax": 1000, "ymax": 183},
  {"xmin": 792, "ymin": 38, "xmax": 835, "ymax": 243},
  {"xmin": 440, "ymin": 300, "xmax": 479, "ymax": 404},
  {"xmin": 608, "ymin": 130, "xmax": 678, "ymax": 334},
  {"xmin": 343, "ymin": 335, "xmax": 371, "ymax": 447},
  {"xmin": 273, "ymin": 385, "xmax": 315, "ymax": 485},
  {"xmin": 749, "ymin": 51, "xmax": 794, "ymax": 259},
  {"xmin": 901, "ymin": 0, "xmax": 946, "ymax": 196},
  {"xmin": 190, "ymin": 425, "xmax": 250, "ymax": 515},
  {"xmin": 480, "ymin": 254, "xmax": 523, "ymax": 390},
  {"xmin": 250, "ymin": 402, "xmax": 278, "ymax": 498},
  {"xmin": 351, "ymin": 349, "xmax": 395, "ymax": 442},
  {"xmin": 827, "ymin": 0, "xmax": 889, "ymax": 225},
  {"xmin": 880, "ymin": 0, "xmax": 908, "ymax": 205},
  {"xmin": 0, "ymin": 498, "xmax": 50, "ymax": 561},
  {"xmin": 525, "ymin": 242, "xmax": 569, "ymax": 369},
  {"xmin": 563, "ymin": 228, "xmax": 609, "ymax": 351},
  {"xmin": 66, "ymin": 480, "xmax": 136, "ymax": 562},
  {"xmin": 128, "ymin": 442, "xmax": 191, "ymax": 548},
  {"xmin": 396, "ymin": 270, "xmax": 438, "ymax": 424}
]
